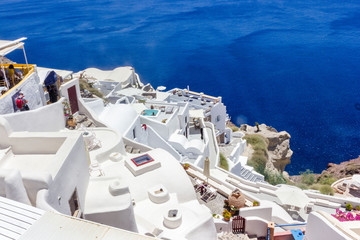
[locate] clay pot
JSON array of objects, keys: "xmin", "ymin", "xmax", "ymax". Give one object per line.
[{"xmin": 67, "ymin": 118, "xmax": 76, "ymax": 127}]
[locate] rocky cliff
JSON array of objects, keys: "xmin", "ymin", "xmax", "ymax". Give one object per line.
[
  {"xmin": 240, "ymin": 123, "xmax": 293, "ymax": 172},
  {"xmin": 319, "ymin": 156, "xmax": 360, "ymax": 179}
]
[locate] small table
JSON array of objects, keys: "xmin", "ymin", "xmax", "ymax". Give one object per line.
[{"xmin": 163, "ymin": 209, "xmax": 182, "ymax": 229}]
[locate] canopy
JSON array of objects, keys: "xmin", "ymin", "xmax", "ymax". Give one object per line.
[
  {"xmin": 0, "ymin": 38, "xmax": 26, "ymax": 57},
  {"xmin": 275, "ymin": 185, "xmax": 310, "ymax": 209}
]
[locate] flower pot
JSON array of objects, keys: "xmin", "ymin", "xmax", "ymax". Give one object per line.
[
  {"xmin": 224, "ymin": 217, "xmax": 230, "ymax": 222},
  {"xmin": 67, "ymin": 118, "xmax": 76, "ymax": 127}
]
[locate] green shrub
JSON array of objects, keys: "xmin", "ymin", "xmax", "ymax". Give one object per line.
[
  {"xmin": 243, "ymin": 134, "xmax": 268, "ymax": 150},
  {"xmin": 79, "ymin": 79, "xmax": 104, "ymax": 98},
  {"xmin": 296, "ymin": 183, "xmax": 309, "ymax": 190},
  {"xmin": 230, "ymin": 126, "xmax": 239, "ymax": 132},
  {"xmin": 243, "ymin": 134, "xmax": 268, "ymax": 175},
  {"xmin": 317, "ymin": 174, "xmax": 337, "ymax": 185},
  {"xmin": 319, "ymin": 185, "xmax": 334, "ymax": 196},
  {"xmin": 248, "ymin": 152, "xmax": 267, "ymax": 175},
  {"xmin": 264, "ymin": 169, "xmax": 286, "ymax": 185},
  {"xmin": 219, "ymin": 152, "xmax": 229, "ymax": 171},
  {"xmin": 300, "ymin": 169, "xmax": 315, "ymax": 185},
  {"xmin": 89, "ymin": 88, "xmax": 103, "ymax": 98},
  {"xmin": 309, "ymin": 184, "xmax": 322, "ymax": 191},
  {"xmin": 346, "ymin": 203, "xmax": 353, "ymax": 211}
]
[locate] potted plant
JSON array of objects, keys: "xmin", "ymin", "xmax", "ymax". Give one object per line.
[
  {"xmin": 253, "ymin": 201, "xmax": 260, "ymax": 207},
  {"xmin": 224, "ymin": 199, "xmax": 229, "ymax": 209},
  {"xmin": 223, "ymin": 209, "xmax": 231, "ymax": 222},
  {"xmin": 230, "ymin": 205, "xmax": 237, "ymax": 215},
  {"xmin": 346, "ymin": 203, "xmax": 353, "ymax": 211},
  {"xmin": 63, "ymin": 99, "xmax": 76, "ymax": 127},
  {"xmin": 183, "ymin": 163, "xmax": 190, "ymax": 170}
]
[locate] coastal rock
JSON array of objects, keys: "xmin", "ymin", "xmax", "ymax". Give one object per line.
[
  {"xmin": 320, "ymin": 156, "xmax": 360, "ymax": 179},
  {"xmin": 240, "ymin": 123, "xmax": 293, "ymax": 172}
]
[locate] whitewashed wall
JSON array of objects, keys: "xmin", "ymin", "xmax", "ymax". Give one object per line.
[
  {"xmin": 0, "ymin": 72, "xmax": 45, "ymax": 114},
  {"xmin": 1, "ymin": 99, "xmax": 65, "ymax": 132},
  {"xmin": 46, "ymin": 135, "xmax": 89, "ymax": 215},
  {"xmin": 210, "ymin": 102, "xmax": 226, "ymax": 134},
  {"xmin": 306, "ymin": 212, "xmax": 353, "ymax": 240}
]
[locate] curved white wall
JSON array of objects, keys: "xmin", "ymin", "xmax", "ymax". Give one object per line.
[{"xmin": 306, "ymin": 212, "xmax": 353, "ymax": 240}]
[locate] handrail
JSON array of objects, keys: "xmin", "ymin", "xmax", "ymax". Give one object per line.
[
  {"xmin": 267, "ymin": 222, "xmax": 307, "ymax": 240},
  {"xmin": 0, "ymin": 64, "xmax": 35, "ymax": 99}
]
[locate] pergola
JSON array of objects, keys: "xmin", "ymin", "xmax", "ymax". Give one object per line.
[{"xmin": 0, "ymin": 37, "xmax": 29, "ymax": 89}]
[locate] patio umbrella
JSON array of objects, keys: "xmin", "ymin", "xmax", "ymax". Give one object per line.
[
  {"xmin": 275, "ymin": 185, "xmax": 310, "ymax": 209},
  {"xmin": 203, "ymin": 157, "xmax": 210, "ymax": 183}
]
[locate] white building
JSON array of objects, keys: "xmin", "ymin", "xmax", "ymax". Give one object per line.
[{"xmin": 168, "ymin": 88, "xmax": 231, "ymax": 144}]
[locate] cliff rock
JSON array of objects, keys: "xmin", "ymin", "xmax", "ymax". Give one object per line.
[
  {"xmin": 240, "ymin": 123, "xmax": 293, "ymax": 172},
  {"xmin": 319, "ymin": 156, "xmax": 360, "ymax": 179}
]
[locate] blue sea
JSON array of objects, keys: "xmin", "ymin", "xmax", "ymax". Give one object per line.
[{"xmin": 1, "ymin": 0, "xmax": 359, "ymax": 174}]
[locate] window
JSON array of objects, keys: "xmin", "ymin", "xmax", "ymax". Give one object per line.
[{"xmin": 216, "ymin": 115, "xmax": 221, "ymax": 122}]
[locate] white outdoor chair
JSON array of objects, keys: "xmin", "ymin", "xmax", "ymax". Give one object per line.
[{"xmin": 201, "ymin": 186, "xmax": 217, "ymax": 202}]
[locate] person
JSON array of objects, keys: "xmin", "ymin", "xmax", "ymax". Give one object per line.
[
  {"xmin": 16, "ymin": 92, "xmax": 29, "ymax": 111},
  {"xmin": 49, "ymin": 84, "xmax": 58, "ymax": 103},
  {"xmin": 8, "ymin": 65, "xmax": 22, "ymax": 86}
]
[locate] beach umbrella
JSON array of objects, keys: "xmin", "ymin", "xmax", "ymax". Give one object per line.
[
  {"xmin": 204, "ymin": 157, "xmax": 210, "ymax": 183},
  {"xmin": 275, "ymin": 185, "xmax": 310, "ymax": 209}
]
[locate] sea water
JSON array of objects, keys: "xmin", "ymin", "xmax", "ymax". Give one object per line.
[{"xmin": 1, "ymin": 0, "xmax": 359, "ymax": 174}]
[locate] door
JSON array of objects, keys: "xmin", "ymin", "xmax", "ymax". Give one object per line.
[{"xmin": 67, "ymin": 85, "xmax": 79, "ymax": 114}]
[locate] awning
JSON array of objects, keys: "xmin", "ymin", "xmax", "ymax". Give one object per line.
[{"xmin": 0, "ymin": 38, "xmax": 26, "ymax": 57}]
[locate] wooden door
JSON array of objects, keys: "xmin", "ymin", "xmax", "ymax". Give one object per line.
[{"xmin": 67, "ymin": 85, "xmax": 79, "ymax": 114}]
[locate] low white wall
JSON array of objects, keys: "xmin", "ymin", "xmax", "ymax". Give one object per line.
[
  {"xmin": 306, "ymin": 212, "xmax": 353, "ymax": 240},
  {"xmin": 22, "ymin": 172, "xmax": 53, "ymax": 206},
  {"xmin": 229, "ymin": 139, "xmax": 246, "ymax": 163},
  {"xmin": 140, "ymin": 116, "xmax": 169, "ymax": 140},
  {"xmin": 244, "ymin": 216, "xmax": 268, "ymax": 238},
  {"xmin": 122, "ymin": 137, "xmax": 153, "ymax": 153},
  {"xmin": 0, "ymin": 72, "xmax": 44, "ymax": 114},
  {"xmin": 46, "ymin": 135, "xmax": 89, "ymax": 215},
  {"xmin": 78, "ymin": 97, "xmax": 107, "ymax": 127},
  {"xmin": 83, "ymin": 98, "xmax": 104, "ymax": 116},
  {"xmin": 146, "ymin": 126, "xmax": 181, "ymax": 161},
  {"xmin": 305, "ymin": 190, "xmax": 360, "ymax": 208},
  {"xmin": 239, "ymin": 206, "xmax": 272, "ymax": 222},
  {"xmin": 9, "ymin": 134, "xmax": 66, "ymax": 154},
  {"xmin": 2, "ymin": 98, "xmax": 65, "ymax": 132},
  {"xmin": 184, "ymin": 215, "xmax": 218, "ymax": 240}
]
